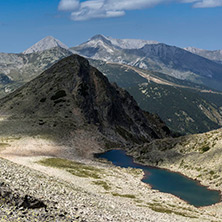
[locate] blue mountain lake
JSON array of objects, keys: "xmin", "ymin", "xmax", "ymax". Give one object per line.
[{"xmin": 96, "ymin": 149, "xmax": 221, "ymax": 207}]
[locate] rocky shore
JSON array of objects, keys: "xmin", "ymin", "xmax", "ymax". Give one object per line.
[
  {"xmin": 1, "ymin": 152, "xmax": 222, "ymax": 222},
  {"xmin": 0, "ymin": 158, "xmax": 81, "ymax": 221},
  {"xmin": 129, "ymin": 129, "xmax": 222, "ymax": 191}
]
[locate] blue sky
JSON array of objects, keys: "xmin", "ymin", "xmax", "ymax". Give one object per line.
[{"xmin": 0, "ymin": 0, "xmax": 222, "ymax": 53}]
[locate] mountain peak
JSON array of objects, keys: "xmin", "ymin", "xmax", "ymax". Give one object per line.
[
  {"xmin": 90, "ymin": 34, "xmax": 107, "ymax": 41},
  {"xmin": 0, "ymin": 54, "xmax": 170, "ymax": 145},
  {"xmin": 23, "ymin": 36, "xmax": 69, "ymax": 54},
  {"xmin": 87, "ymin": 34, "xmax": 113, "ymax": 47},
  {"xmin": 86, "ymin": 34, "xmax": 159, "ymax": 49}
]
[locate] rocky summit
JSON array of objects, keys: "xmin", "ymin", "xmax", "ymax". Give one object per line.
[
  {"xmin": 0, "ymin": 54, "xmax": 170, "ymax": 149},
  {"xmin": 23, "ymin": 36, "xmax": 69, "ymax": 54}
]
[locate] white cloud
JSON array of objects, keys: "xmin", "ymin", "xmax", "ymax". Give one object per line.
[
  {"xmin": 179, "ymin": 0, "xmax": 222, "ymax": 7},
  {"xmin": 58, "ymin": 0, "xmax": 79, "ymax": 11},
  {"xmin": 69, "ymin": 0, "xmax": 127, "ymax": 21},
  {"xmin": 193, "ymin": 0, "xmax": 222, "ymax": 8},
  {"xmin": 58, "ymin": 0, "xmax": 222, "ymax": 21},
  {"xmin": 104, "ymin": 0, "xmax": 167, "ymax": 11},
  {"xmin": 71, "ymin": 8, "xmax": 125, "ymax": 21}
]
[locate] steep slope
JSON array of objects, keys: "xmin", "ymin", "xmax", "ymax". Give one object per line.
[
  {"xmin": 185, "ymin": 47, "xmax": 222, "ymax": 64},
  {"xmin": 23, "ymin": 36, "xmax": 69, "ymax": 54},
  {"xmin": 90, "ymin": 59, "xmax": 222, "ymax": 134},
  {"xmin": 0, "ymin": 47, "xmax": 72, "ymax": 97},
  {"xmin": 0, "ymin": 54, "xmax": 170, "ymax": 147},
  {"xmin": 72, "ymin": 36, "xmax": 222, "ymax": 91},
  {"xmin": 134, "ymin": 44, "xmax": 222, "ymax": 80}
]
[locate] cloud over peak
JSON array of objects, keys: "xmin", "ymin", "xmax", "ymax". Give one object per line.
[{"xmin": 58, "ymin": 0, "xmax": 222, "ymax": 21}]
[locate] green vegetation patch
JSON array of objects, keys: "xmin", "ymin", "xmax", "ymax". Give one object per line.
[
  {"xmin": 103, "ymin": 139, "xmax": 122, "ymax": 149},
  {"xmin": 92, "ymin": 180, "xmax": 111, "ymax": 190},
  {"xmin": 39, "ymin": 158, "xmax": 103, "ymax": 179},
  {"xmin": 200, "ymin": 145, "xmax": 211, "ymax": 153},
  {"xmin": 112, "ymin": 193, "xmax": 136, "ymax": 199},
  {"xmin": 51, "ymin": 90, "xmax": 67, "ymax": 100},
  {"xmin": 146, "ymin": 203, "xmax": 197, "ymax": 218},
  {"xmin": 0, "ymin": 136, "xmax": 21, "ymax": 142},
  {"xmin": 0, "ymin": 142, "xmax": 10, "ymax": 151},
  {"xmin": 209, "ymin": 170, "xmax": 215, "ymax": 175},
  {"xmin": 126, "ymin": 167, "xmax": 143, "ymax": 176},
  {"xmin": 0, "ymin": 142, "xmax": 9, "ymax": 147}
]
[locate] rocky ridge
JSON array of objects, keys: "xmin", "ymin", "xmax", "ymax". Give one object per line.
[
  {"xmin": 0, "ymin": 47, "xmax": 72, "ymax": 98},
  {"xmin": 72, "ymin": 35, "xmax": 222, "ymax": 91},
  {"xmin": 83, "ymin": 34, "xmax": 159, "ymax": 49},
  {"xmin": 1, "ymin": 45, "xmax": 222, "ymax": 135},
  {"xmin": 0, "ymin": 54, "xmax": 170, "ymax": 148},
  {"xmin": 185, "ymin": 47, "xmax": 222, "ymax": 64}
]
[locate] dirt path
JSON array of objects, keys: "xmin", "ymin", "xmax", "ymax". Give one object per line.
[{"xmin": 117, "ymin": 63, "xmax": 222, "ymax": 95}]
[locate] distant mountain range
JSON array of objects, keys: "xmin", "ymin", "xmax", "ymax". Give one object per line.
[
  {"xmin": 0, "ymin": 35, "xmax": 222, "ymax": 134},
  {"xmin": 88, "ymin": 34, "xmax": 159, "ymax": 49},
  {"xmin": 0, "ymin": 46, "xmax": 72, "ymax": 97},
  {"xmin": 71, "ymin": 35, "xmax": 222, "ymax": 91},
  {"xmin": 185, "ymin": 47, "xmax": 222, "ymax": 64},
  {"xmin": 90, "ymin": 59, "xmax": 222, "ymax": 134}
]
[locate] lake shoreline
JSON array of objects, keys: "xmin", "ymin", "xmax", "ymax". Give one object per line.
[{"xmin": 95, "ymin": 148, "xmax": 222, "ymax": 208}]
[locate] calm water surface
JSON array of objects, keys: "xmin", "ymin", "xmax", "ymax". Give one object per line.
[{"xmin": 97, "ymin": 149, "xmax": 221, "ymax": 207}]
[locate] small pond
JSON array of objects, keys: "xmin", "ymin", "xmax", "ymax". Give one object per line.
[{"xmin": 96, "ymin": 149, "xmax": 221, "ymax": 207}]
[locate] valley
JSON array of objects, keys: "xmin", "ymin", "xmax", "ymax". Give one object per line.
[
  {"xmin": 90, "ymin": 60, "xmax": 222, "ymax": 134},
  {"xmin": 1, "ymin": 36, "xmax": 222, "ymax": 135},
  {"xmin": 0, "ymin": 35, "xmax": 222, "ymax": 221},
  {"xmin": 2, "ymin": 0, "xmax": 222, "ymax": 221},
  {"xmin": 72, "ymin": 35, "xmax": 222, "ymax": 91}
]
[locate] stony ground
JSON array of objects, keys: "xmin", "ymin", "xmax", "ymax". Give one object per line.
[
  {"xmin": 130, "ymin": 129, "xmax": 222, "ymax": 191},
  {"xmin": 1, "ymin": 135, "xmax": 222, "ymax": 221}
]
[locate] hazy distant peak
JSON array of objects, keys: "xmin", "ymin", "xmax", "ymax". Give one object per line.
[
  {"xmin": 185, "ymin": 46, "xmax": 222, "ymax": 54},
  {"xmin": 106, "ymin": 36, "xmax": 159, "ymax": 49},
  {"xmin": 184, "ymin": 47, "xmax": 206, "ymax": 53},
  {"xmin": 88, "ymin": 34, "xmax": 113, "ymax": 47},
  {"xmin": 88, "ymin": 34, "xmax": 159, "ymax": 49},
  {"xmin": 184, "ymin": 46, "xmax": 222, "ymax": 64},
  {"xmin": 23, "ymin": 36, "xmax": 69, "ymax": 54},
  {"xmin": 90, "ymin": 34, "xmax": 108, "ymax": 41}
]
